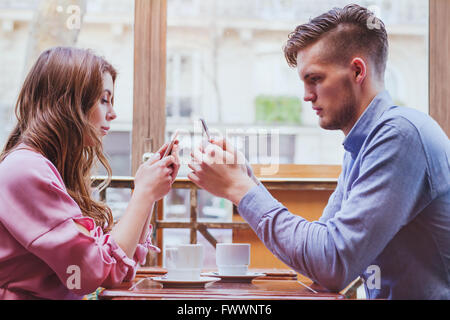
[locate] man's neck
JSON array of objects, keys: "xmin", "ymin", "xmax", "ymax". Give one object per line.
[{"xmin": 342, "ymin": 84, "xmax": 385, "ymax": 136}]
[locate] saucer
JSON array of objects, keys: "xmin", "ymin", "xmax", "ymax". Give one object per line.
[
  {"xmin": 201, "ymin": 272, "xmax": 265, "ymax": 283},
  {"xmin": 151, "ymin": 276, "xmax": 220, "ymax": 288}
]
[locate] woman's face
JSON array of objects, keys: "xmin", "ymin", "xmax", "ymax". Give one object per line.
[{"xmin": 88, "ymin": 72, "xmax": 116, "ymax": 144}]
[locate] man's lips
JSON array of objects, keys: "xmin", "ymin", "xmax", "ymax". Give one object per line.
[{"xmin": 312, "ymin": 107, "xmax": 323, "ymax": 115}]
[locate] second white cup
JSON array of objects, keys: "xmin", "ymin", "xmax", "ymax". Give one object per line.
[{"xmin": 216, "ymin": 243, "xmax": 250, "ymax": 276}]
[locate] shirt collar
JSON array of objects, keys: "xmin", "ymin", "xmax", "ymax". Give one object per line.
[{"xmin": 343, "ymin": 90, "xmax": 393, "ymax": 157}]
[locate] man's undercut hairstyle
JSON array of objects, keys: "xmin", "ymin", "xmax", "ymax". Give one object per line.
[{"xmin": 284, "ymin": 4, "xmax": 388, "ymax": 79}]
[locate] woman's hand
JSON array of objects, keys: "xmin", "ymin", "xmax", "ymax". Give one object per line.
[
  {"xmin": 188, "ymin": 137, "xmax": 257, "ymax": 206},
  {"xmin": 110, "ymin": 142, "xmax": 180, "ymax": 258},
  {"xmin": 134, "ymin": 141, "xmax": 180, "ymax": 202}
]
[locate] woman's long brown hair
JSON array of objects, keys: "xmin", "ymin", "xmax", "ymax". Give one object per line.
[{"xmin": 0, "ymin": 47, "xmax": 117, "ymax": 233}]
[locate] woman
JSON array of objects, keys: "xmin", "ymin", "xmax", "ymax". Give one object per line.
[{"xmin": 0, "ymin": 47, "xmax": 179, "ymax": 299}]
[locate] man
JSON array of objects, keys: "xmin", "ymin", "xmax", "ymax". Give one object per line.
[{"xmin": 188, "ymin": 4, "xmax": 450, "ymax": 299}]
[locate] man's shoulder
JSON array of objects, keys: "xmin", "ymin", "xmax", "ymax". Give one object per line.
[
  {"xmin": 375, "ymin": 105, "xmax": 450, "ymax": 196},
  {"xmin": 378, "ymin": 106, "xmax": 448, "ymax": 145},
  {"xmin": 380, "ymin": 106, "xmax": 428, "ymax": 132}
]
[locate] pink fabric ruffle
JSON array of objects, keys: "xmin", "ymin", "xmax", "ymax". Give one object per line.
[{"xmin": 73, "ymin": 216, "xmax": 160, "ymax": 269}]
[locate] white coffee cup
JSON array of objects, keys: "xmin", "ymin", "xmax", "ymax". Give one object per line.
[
  {"xmin": 216, "ymin": 243, "xmax": 250, "ymax": 276},
  {"xmin": 165, "ymin": 244, "xmax": 204, "ymax": 280}
]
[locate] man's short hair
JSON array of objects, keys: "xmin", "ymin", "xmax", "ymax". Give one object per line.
[{"xmin": 284, "ymin": 4, "xmax": 388, "ymax": 78}]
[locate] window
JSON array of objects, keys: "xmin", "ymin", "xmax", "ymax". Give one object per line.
[{"xmin": 166, "ymin": 52, "xmax": 202, "ymax": 121}]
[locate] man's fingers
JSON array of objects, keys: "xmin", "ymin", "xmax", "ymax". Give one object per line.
[
  {"xmin": 210, "ymin": 137, "xmax": 236, "ymax": 154},
  {"xmin": 187, "ymin": 162, "xmax": 202, "ymax": 173},
  {"xmin": 191, "ymin": 148, "xmax": 206, "ymax": 164},
  {"xmin": 187, "ymin": 172, "xmax": 202, "ymax": 187}
]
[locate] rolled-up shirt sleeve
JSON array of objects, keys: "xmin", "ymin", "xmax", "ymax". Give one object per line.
[
  {"xmin": 238, "ymin": 124, "xmax": 429, "ymax": 292},
  {"xmin": 0, "ymin": 154, "xmax": 157, "ymax": 296}
]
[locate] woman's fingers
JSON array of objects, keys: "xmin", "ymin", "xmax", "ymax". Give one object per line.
[
  {"xmin": 144, "ymin": 152, "xmax": 161, "ymax": 165},
  {"xmin": 156, "ymin": 143, "xmax": 169, "ymax": 158},
  {"xmin": 160, "ymin": 155, "xmax": 176, "ymax": 168}
]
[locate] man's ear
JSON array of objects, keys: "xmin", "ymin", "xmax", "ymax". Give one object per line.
[{"xmin": 351, "ymin": 57, "xmax": 367, "ymax": 84}]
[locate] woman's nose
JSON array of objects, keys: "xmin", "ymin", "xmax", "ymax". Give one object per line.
[{"xmin": 107, "ymin": 108, "xmax": 117, "ymax": 121}]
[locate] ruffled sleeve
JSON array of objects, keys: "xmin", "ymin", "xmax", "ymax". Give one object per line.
[
  {"xmin": 75, "ymin": 217, "xmax": 161, "ymax": 271},
  {"xmin": 133, "ymin": 224, "xmax": 161, "ymax": 266}
]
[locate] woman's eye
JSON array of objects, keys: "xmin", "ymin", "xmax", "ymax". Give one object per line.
[{"xmin": 102, "ymin": 99, "xmax": 109, "ymax": 104}]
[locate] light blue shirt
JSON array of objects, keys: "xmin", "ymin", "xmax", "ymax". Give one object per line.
[{"xmin": 238, "ymin": 91, "xmax": 450, "ymax": 299}]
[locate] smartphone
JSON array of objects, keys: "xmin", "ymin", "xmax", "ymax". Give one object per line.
[
  {"xmin": 142, "ymin": 131, "xmax": 179, "ymax": 163},
  {"xmin": 200, "ymin": 118, "xmax": 211, "ymax": 141},
  {"xmin": 163, "ymin": 130, "xmax": 179, "ymax": 158}
]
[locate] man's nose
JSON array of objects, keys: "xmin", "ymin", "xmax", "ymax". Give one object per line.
[{"xmin": 304, "ymin": 91, "xmax": 316, "ymax": 102}]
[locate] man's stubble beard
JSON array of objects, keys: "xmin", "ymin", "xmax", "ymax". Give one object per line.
[{"xmin": 320, "ymin": 81, "xmax": 358, "ymax": 132}]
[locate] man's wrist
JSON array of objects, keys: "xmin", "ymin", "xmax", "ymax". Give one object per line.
[{"xmin": 228, "ymin": 176, "xmax": 257, "ymax": 206}]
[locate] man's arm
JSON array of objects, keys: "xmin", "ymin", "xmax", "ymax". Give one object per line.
[{"xmin": 238, "ymin": 123, "xmax": 429, "ymax": 291}]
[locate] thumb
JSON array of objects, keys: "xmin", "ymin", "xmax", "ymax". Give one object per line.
[
  {"xmin": 210, "ymin": 137, "xmax": 237, "ymax": 155},
  {"xmin": 143, "ymin": 152, "xmax": 161, "ymax": 164}
]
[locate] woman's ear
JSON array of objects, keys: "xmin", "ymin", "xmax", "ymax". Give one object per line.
[{"xmin": 351, "ymin": 57, "xmax": 367, "ymax": 84}]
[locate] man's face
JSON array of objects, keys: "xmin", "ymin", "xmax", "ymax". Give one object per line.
[{"xmin": 297, "ymin": 40, "xmax": 359, "ymax": 135}]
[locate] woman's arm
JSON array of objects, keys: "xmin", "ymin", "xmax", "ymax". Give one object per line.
[
  {"xmin": 110, "ymin": 154, "xmax": 176, "ymax": 259},
  {"xmin": 136, "ymin": 143, "xmax": 180, "ymax": 245},
  {"xmin": 138, "ymin": 203, "xmax": 154, "ymax": 243}
]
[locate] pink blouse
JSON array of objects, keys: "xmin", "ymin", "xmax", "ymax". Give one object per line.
[{"xmin": 0, "ymin": 146, "xmax": 159, "ymax": 300}]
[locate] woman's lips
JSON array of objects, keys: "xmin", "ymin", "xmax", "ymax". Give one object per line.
[{"xmin": 101, "ymin": 127, "xmax": 110, "ymax": 135}]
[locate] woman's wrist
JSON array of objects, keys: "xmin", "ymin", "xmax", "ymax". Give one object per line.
[
  {"xmin": 129, "ymin": 189, "xmax": 155, "ymax": 215},
  {"xmin": 132, "ymin": 187, "xmax": 156, "ymax": 205}
]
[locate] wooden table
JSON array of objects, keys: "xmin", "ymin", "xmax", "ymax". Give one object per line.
[{"xmin": 99, "ymin": 268, "xmax": 344, "ymax": 300}]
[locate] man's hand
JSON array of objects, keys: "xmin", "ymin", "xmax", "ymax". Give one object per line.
[{"xmin": 187, "ymin": 138, "xmax": 257, "ymax": 206}]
